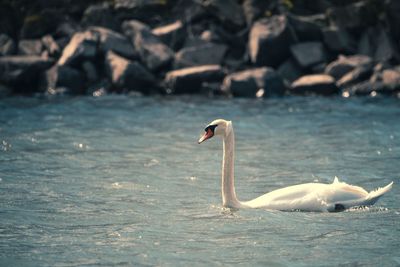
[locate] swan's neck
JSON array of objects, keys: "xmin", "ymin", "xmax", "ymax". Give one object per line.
[{"xmin": 222, "ymin": 125, "xmax": 241, "ymax": 208}]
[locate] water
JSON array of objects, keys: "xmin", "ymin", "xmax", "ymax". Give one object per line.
[{"xmin": 0, "ymin": 95, "xmax": 399, "ymax": 267}]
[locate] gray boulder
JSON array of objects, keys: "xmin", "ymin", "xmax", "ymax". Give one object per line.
[
  {"xmin": 81, "ymin": 3, "xmax": 118, "ymax": 31},
  {"xmin": 0, "ymin": 34, "xmax": 16, "ymax": 56},
  {"xmin": 105, "ymin": 51, "xmax": 155, "ymax": 93},
  {"xmin": 278, "ymin": 59, "xmax": 303, "ymax": 83},
  {"xmin": 325, "ymin": 55, "xmax": 372, "ymax": 80},
  {"xmin": 175, "ymin": 43, "xmax": 227, "ymax": 68},
  {"xmin": 242, "ymin": 0, "xmax": 271, "ymax": 26},
  {"xmin": 288, "ymin": 14, "xmax": 325, "ymax": 42},
  {"xmin": 42, "ymin": 65, "xmax": 86, "ymax": 94},
  {"xmin": 122, "ymin": 20, "xmax": 173, "ymax": 71},
  {"xmin": 152, "ymin": 20, "xmax": 185, "ymax": 51},
  {"xmin": 291, "ymin": 74, "xmax": 338, "ymax": 95},
  {"xmin": 89, "ymin": 27, "xmax": 136, "ymax": 58},
  {"xmin": 322, "ymin": 27, "xmax": 356, "ymax": 54},
  {"xmin": 0, "ymin": 56, "xmax": 54, "ymax": 90},
  {"xmin": 336, "ymin": 64, "xmax": 373, "ymax": 89},
  {"xmin": 57, "ymin": 31, "xmax": 98, "ymax": 67},
  {"xmin": 221, "ymin": 67, "xmax": 286, "ymax": 97},
  {"xmin": 18, "ymin": 39, "xmax": 44, "ymax": 56},
  {"xmin": 41, "ymin": 35, "xmax": 60, "ymax": 57},
  {"xmin": 165, "ymin": 65, "xmax": 224, "ymax": 94},
  {"xmin": 290, "ymin": 42, "xmax": 326, "ymax": 69},
  {"xmin": 249, "ymin": 16, "xmax": 295, "ymax": 67},
  {"xmin": 202, "ymin": 0, "xmax": 245, "ymax": 31}
]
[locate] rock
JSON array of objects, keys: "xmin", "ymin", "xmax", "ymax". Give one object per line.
[
  {"xmin": 242, "ymin": 0, "xmax": 271, "ymax": 26},
  {"xmin": 82, "ymin": 61, "xmax": 98, "ymax": 83},
  {"xmin": 382, "ymin": 69, "xmax": 400, "ymax": 88},
  {"xmin": 327, "ymin": 1, "xmax": 378, "ymax": 32},
  {"xmin": 202, "ymin": 0, "xmax": 245, "ymax": 31},
  {"xmin": 322, "ymin": 27, "xmax": 356, "ymax": 54},
  {"xmin": 164, "ymin": 65, "xmax": 224, "ymax": 94},
  {"xmin": 41, "ymin": 35, "xmax": 60, "ymax": 58},
  {"xmin": 42, "ymin": 65, "xmax": 86, "ymax": 94},
  {"xmin": 81, "ymin": 3, "xmax": 118, "ymax": 31},
  {"xmin": 325, "ymin": 55, "xmax": 373, "ymax": 80},
  {"xmin": 277, "ymin": 59, "xmax": 303, "ymax": 83},
  {"xmin": 20, "ymin": 10, "xmax": 61, "ymax": 39},
  {"xmin": 57, "ymin": 31, "xmax": 98, "ymax": 67},
  {"xmin": 175, "ymin": 43, "xmax": 228, "ymax": 68},
  {"xmin": 152, "ymin": 20, "xmax": 185, "ymax": 51},
  {"xmin": 342, "ymin": 80, "xmax": 385, "ymax": 96},
  {"xmin": 385, "ymin": 0, "xmax": 400, "ymax": 50},
  {"xmin": 56, "ymin": 22, "xmax": 82, "ymax": 38},
  {"xmin": 114, "ymin": 0, "xmax": 169, "ymax": 25},
  {"xmin": 104, "ymin": 51, "xmax": 155, "ymax": 93},
  {"xmin": 0, "ymin": 34, "xmax": 16, "ymax": 56},
  {"xmin": 291, "ymin": 74, "xmax": 338, "ymax": 95},
  {"xmin": 374, "ymin": 28, "xmax": 398, "ymax": 63},
  {"xmin": 336, "ymin": 64, "xmax": 373, "ymax": 88},
  {"xmin": 290, "ymin": 42, "xmax": 326, "ymax": 69},
  {"xmin": 0, "ymin": 56, "xmax": 54, "ymax": 92},
  {"xmin": 249, "ymin": 16, "xmax": 295, "ymax": 67},
  {"xmin": 89, "ymin": 27, "xmax": 136, "ymax": 59},
  {"xmin": 221, "ymin": 67, "xmax": 286, "ymax": 97},
  {"xmin": 288, "ymin": 14, "xmax": 325, "ymax": 42},
  {"xmin": 18, "ymin": 39, "xmax": 44, "ymax": 56},
  {"xmin": 122, "ymin": 20, "xmax": 173, "ymax": 71}
]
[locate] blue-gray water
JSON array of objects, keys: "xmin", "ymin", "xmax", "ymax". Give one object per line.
[{"xmin": 0, "ymin": 96, "xmax": 399, "ymax": 267}]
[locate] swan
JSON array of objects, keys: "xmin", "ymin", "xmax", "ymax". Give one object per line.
[{"xmin": 198, "ymin": 119, "xmax": 393, "ymax": 212}]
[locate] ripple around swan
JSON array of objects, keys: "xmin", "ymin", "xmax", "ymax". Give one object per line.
[{"xmin": 0, "ymin": 96, "xmax": 399, "ymax": 266}]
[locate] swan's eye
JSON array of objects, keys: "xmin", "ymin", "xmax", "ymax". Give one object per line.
[{"xmin": 205, "ymin": 124, "xmax": 217, "ymax": 133}]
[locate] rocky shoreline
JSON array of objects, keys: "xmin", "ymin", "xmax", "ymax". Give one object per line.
[{"xmin": 0, "ymin": 0, "xmax": 399, "ymax": 98}]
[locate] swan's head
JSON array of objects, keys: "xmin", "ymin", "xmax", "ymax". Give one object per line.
[{"xmin": 198, "ymin": 119, "xmax": 232, "ymax": 144}]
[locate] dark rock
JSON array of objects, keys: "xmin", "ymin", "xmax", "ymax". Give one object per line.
[
  {"xmin": 57, "ymin": 31, "xmax": 98, "ymax": 67},
  {"xmin": 56, "ymin": 22, "xmax": 82, "ymax": 38},
  {"xmin": 242, "ymin": 0, "xmax": 271, "ymax": 26},
  {"xmin": 202, "ymin": 0, "xmax": 245, "ymax": 31},
  {"xmin": 18, "ymin": 39, "xmax": 44, "ymax": 56},
  {"xmin": 0, "ymin": 34, "xmax": 16, "ymax": 56},
  {"xmin": 277, "ymin": 59, "xmax": 304, "ymax": 83},
  {"xmin": 41, "ymin": 35, "xmax": 60, "ymax": 58},
  {"xmin": 42, "ymin": 65, "xmax": 86, "ymax": 94},
  {"xmin": 122, "ymin": 20, "xmax": 173, "ymax": 71},
  {"xmin": 327, "ymin": 1, "xmax": 378, "ymax": 32},
  {"xmin": 374, "ymin": 28, "xmax": 399, "ymax": 63},
  {"xmin": 104, "ymin": 51, "xmax": 155, "ymax": 93},
  {"xmin": 385, "ymin": 0, "xmax": 400, "ymax": 49},
  {"xmin": 288, "ymin": 14, "xmax": 325, "ymax": 42},
  {"xmin": 114, "ymin": 0, "xmax": 169, "ymax": 25},
  {"xmin": 175, "ymin": 43, "xmax": 228, "ymax": 68},
  {"xmin": 222, "ymin": 67, "xmax": 286, "ymax": 97},
  {"xmin": 249, "ymin": 16, "xmax": 295, "ymax": 67},
  {"xmin": 164, "ymin": 65, "xmax": 224, "ymax": 94},
  {"xmin": 152, "ymin": 20, "xmax": 185, "ymax": 51},
  {"xmin": 0, "ymin": 56, "xmax": 54, "ymax": 92},
  {"xmin": 81, "ymin": 3, "xmax": 118, "ymax": 31},
  {"xmin": 20, "ymin": 10, "xmax": 61, "ymax": 39},
  {"xmin": 82, "ymin": 61, "xmax": 98, "ymax": 83},
  {"xmin": 290, "ymin": 42, "xmax": 326, "ymax": 69},
  {"xmin": 291, "ymin": 74, "xmax": 338, "ymax": 95},
  {"xmin": 325, "ymin": 55, "xmax": 372, "ymax": 80},
  {"xmin": 89, "ymin": 27, "xmax": 136, "ymax": 59},
  {"xmin": 336, "ymin": 64, "xmax": 373, "ymax": 88},
  {"xmin": 322, "ymin": 27, "xmax": 356, "ymax": 54}
]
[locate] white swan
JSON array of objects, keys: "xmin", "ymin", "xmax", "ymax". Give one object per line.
[{"xmin": 198, "ymin": 119, "xmax": 393, "ymax": 212}]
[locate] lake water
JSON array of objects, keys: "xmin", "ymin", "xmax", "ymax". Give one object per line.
[{"xmin": 0, "ymin": 95, "xmax": 399, "ymax": 267}]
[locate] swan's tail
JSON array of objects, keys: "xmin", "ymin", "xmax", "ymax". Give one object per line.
[{"xmin": 364, "ymin": 181, "xmax": 394, "ymax": 205}]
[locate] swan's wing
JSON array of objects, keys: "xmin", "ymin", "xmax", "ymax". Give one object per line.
[{"xmin": 243, "ymin": 180, "xmax": 393, "ymax": 212}]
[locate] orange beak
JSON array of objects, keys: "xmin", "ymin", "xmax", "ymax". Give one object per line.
[{"xmin": 198, "ymin": 129, "xmax": 214, "ymax": 144}]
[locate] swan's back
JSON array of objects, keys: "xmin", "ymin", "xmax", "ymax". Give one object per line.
[{"xmin": 243, "ymin": 177, "xmax": 393, "ymax": 212}]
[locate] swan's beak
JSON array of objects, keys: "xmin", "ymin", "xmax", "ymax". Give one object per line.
[{"xmin": 198, "ymin": 129, "xmax": 214, "ymax": 144}]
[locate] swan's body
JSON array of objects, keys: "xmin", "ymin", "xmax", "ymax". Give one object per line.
[{"xmin": 198, "ymin": 119, "xmax": 393, "ymax": 212}]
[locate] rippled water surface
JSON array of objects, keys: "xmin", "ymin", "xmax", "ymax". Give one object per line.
[{"xmin": 0, "ymin": 96, "xmax": 399, "ymax": 266}]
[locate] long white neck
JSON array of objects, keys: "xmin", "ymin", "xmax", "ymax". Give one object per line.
[{"xmin": 221, "ymin": 123, "xmax": 241, "ymax": 208}]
